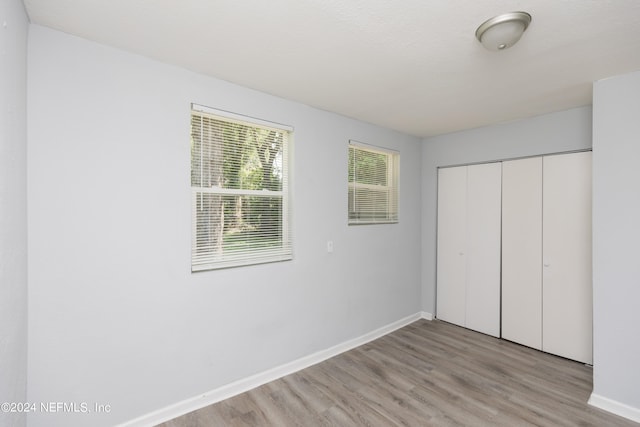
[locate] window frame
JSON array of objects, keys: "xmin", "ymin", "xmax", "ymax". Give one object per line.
[
  {"xmin": 190, "ymin": 103, "xmax": 293, "ymax": 272},
  {"xmin": 348, "ymin": 140, "xmax": 399, "ymax": 225}
]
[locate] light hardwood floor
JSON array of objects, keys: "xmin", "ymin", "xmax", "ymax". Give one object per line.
[{"xmin": 158, "ymin": 319, "xmax": 638, "ymax": 426}]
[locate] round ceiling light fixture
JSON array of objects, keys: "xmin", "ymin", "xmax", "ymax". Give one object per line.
[{"xmin": 475, "ymin": 11, "xmax": 532, "ymax": 51}]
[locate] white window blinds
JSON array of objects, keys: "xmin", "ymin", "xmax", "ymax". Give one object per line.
[
  {"xmin": 348, "ymin": 141, "xmax": 399, "ymax": 224},
  {"xmin": 191, "ymin": 105, "xmax": 292, "ymax": 271}
]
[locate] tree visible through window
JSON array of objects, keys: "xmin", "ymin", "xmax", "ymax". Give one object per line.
[
  {"xmin": 348, "ymin": 142, "xmax": 399, "ymax": 224},
  {"xmin": 191, "ymin": 105, "xmax": 292, "ymax": 271}
]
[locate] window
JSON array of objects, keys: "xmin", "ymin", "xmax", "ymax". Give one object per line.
[
  {"xmin": 190, "ymin": 104, "xmax": 292, "ymax": 271},
  {"xmin": 348, "ymin": 141, "xmax": 399, "ymax": 224}
]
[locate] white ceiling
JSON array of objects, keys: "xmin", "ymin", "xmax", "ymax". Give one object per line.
[{"xmin": 23, "ymin": 0, "xmax": 640, "ymax": 137}]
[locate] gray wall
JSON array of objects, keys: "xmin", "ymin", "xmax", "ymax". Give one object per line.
[
  {"xmin": 421, "ymin": 106, "xmax": 593, "ymax": 313},
  {"xmin": 592, "ymin": 70, "xmax": 640, "ymax": 413},
  {"xmin": 0, "ymin": 1, "xmax": 28, "ymax": 426},
  {"xmin": 26, "ymin": 25, "xmax": 422, "ymax": 427}
]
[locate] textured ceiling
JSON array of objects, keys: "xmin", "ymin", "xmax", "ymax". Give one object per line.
[{"xmin": 23, "ymin": 0, "xmax": 640, "ymax": 137}]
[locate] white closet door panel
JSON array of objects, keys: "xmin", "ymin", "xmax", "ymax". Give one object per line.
[
  {"xmin": 543, "ymin": 152, "xmax": 593, "ymax": 364},
  {"xmin": 466, "ymin": 162, "xmax": 502, "ymax": 337},
  {"xmin": 436, "ymin": 166, "xmax": 467, "ymax": 327},
  {"xmin": 501, "ymin": 157, "xmax": 543, "ymax": 349}
]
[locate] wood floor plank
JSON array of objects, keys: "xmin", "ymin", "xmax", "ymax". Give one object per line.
[{"xmin": 157, "ymin": 320, "xmax": 639, "ymax": 426}]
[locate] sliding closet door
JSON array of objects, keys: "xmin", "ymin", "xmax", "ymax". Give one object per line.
[
  {"xmin": 501, "ymin": 157, "xmax": 543, "ymax": 349},
  {"xmin": 436, "ymin": 166, "xmax": 467, "ymax": 327},
  {"xmin": 466, "ymin": 162, "xmax": 502, "ymax": 337},
  {"xmin": 542, "ymin": 152, "xmax": 593, "ymax": 364}
]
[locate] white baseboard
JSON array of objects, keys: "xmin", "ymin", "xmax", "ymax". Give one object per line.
[
  {"xmin": 119, "ymin": 311, "xmax": 423, "ymax": 427},
  {"xmin": 421, "ymin": 311, "xmax": 434, "ymax": 320},
  {"xmin": 589, "ymin": 393, "xmax": 640, "ymax": 423}
]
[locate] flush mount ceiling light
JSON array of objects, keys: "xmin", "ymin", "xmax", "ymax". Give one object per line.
[{"xmin": 475, "ymin": 11, "xmax": 532, "ymax": 51}]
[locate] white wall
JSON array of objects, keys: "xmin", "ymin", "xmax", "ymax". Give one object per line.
[
  {"xmin": 0, "ymin": 0, "xmax": 29, "ymax": 426},
  {"xmin": 26, "ymin": 25, "xmax": 422, "ymax": 427},
  {"xmin": 591, "ymin": 70, "xmax": 640, "ymax": 419},
  {"xmin": 421, "ymin": 107, "xmax": 592, "ymax": 313}
]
